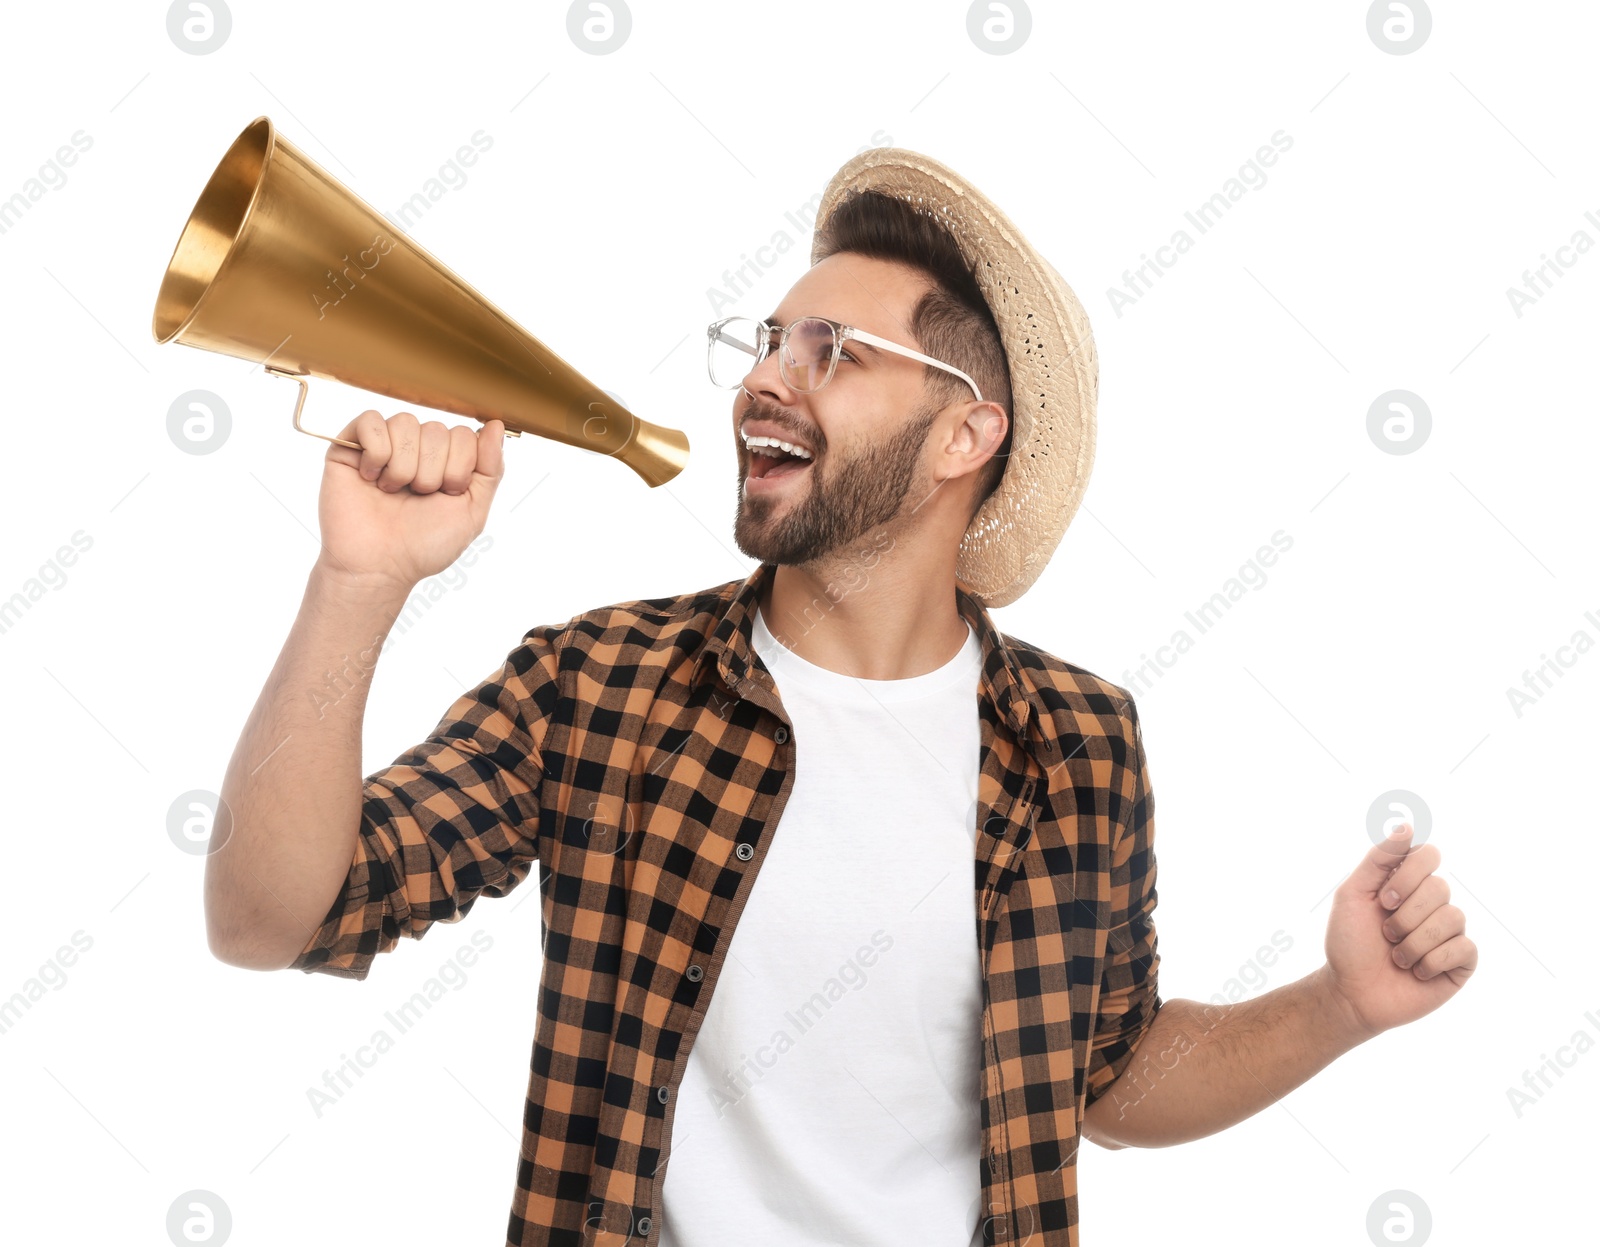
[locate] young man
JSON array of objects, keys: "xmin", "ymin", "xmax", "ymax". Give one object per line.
[{"xmin": 207, "ymin": 149, "xmax": 1476, "ymax": 1247}]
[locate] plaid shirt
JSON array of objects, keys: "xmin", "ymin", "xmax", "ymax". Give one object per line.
[{"xmin": 289, "ymin": 559, "xmax": 1161, "ymax": 1247}]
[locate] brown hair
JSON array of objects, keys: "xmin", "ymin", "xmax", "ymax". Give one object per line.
[{"xmin": 811, "ymin": 189, "xmax": 1013, "ymax": 522}]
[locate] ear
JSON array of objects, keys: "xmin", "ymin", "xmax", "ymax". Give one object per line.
[
  {"xmin": 936, "ymin": 400, "xmax": 1009, "ymax": 483},
  {"xmin": 963, "ymin": 401, "xmax": 1009, "ymax": 465}
]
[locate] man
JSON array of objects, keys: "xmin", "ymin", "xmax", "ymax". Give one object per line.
[{"xmin": 206, "ymin": 148, "xmax": 1477, "ymax": 1247}]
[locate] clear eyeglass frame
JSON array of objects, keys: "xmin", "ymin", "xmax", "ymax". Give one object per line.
[{"xmin": 706, "ymin": 315, "xmax": 985, "ymax": 402}]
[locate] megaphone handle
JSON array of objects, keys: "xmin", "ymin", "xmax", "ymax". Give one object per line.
[{"xmin": 265, "ymin": 366, "xmax": 362, "ymax": 450}]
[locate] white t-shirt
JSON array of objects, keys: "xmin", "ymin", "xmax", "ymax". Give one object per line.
[{"xmin": 658, "ymin": 600, "xmax": 987, "ymax": 1247}]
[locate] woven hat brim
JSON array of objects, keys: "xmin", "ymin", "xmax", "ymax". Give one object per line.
[{"xmin": 809, "ymin": 149, "xmax": 1097, "ymax": 608}]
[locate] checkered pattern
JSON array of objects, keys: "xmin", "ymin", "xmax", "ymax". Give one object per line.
[{"xmin": 289, "ymin": 559, "xmax": 1160, "ymax": 1247}]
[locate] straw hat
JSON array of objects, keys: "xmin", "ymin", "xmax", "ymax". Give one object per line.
[{"xmin": 809, "ymin": 148, "xmax": 1098, "ymax": 609}]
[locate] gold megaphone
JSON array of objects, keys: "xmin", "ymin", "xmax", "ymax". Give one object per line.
[{"xmin": 151, "ymin": 116, "xmax": 689, "ymax": 487}]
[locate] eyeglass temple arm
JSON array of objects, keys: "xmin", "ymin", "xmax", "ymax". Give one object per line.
[{"xmin": 844, "ymin": 326, "xmax": 985, "ymax": 403}]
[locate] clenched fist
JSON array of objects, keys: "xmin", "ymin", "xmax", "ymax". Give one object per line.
[
  {"xmin": 1320, "ymin": 823, "xmax": 1477, "ymax": 1041},
  {"xmin": 314, "ymin": 409, "xmax": 507, "ymax": 593}
]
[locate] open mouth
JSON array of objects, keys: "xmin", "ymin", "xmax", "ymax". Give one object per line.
[{"xmin": 746, "ymin": 443, "xmax": 815, "ymax": 481}]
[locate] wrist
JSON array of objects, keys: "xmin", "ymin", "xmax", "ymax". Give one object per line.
[
  {"xmin": 1308, "ymin": 965, "xmax": 1378, "ymax": 1050},
  {"xmin": 309, "ymin": 557, "xmax": 413, "ymax": 603},
  {"xmin": 306, "ymin": 559, "xmax": 413, "ymax": 619}
]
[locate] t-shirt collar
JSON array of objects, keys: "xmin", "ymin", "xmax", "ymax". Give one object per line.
[{"xmin": 692, "ymin": 561, "xmax": 1054, "ymax": 767}]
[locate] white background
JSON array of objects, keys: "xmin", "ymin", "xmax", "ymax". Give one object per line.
[{"xmin": 0, "ymin": 1, "xmax": 1594, "ymax": 1244}]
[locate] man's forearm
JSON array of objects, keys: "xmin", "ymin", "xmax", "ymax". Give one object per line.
[
  {"xmin": 205, "ymin": 561, "xmax": 409, "ymax": 969},
  {"xmin": 1082, "ymin": 965, "xmax": 1372, "ymax": 1149}
]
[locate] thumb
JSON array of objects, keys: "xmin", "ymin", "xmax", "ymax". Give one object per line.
[
  {"xmin": 1344, "ymin": 823, "xmax": 1415, "ymax": 898},
  {"xmin": 466, "ymin": 419, "xmax": 506, "ymax": 521}
]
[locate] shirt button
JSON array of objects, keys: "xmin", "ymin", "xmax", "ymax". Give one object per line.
[
  {"xmin": 774, "ymin": 725, "xmax": 789, "ymax": 744},
  {"xmin": 735, "ymin": 842, "xmax": 754, "ymax": 861},
  {"xmin": 637, "ymin": 1216, "xmax": 652, "ymax": 1236},
  {"xmin": 686, "ymin": 964, "xmax": 703, "ymax": 982},
  {"xmin": 656, "ymin": 1085, "xmax": 670, "ymax": 1104}
]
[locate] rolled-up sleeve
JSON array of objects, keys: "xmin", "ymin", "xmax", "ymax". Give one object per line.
[
  {"xmin": 1083, "ymin": 696, "xmax": 1162, "ymax": 1108},
  {"xmin": 288, "ymin": 626, "xmax": 561, "ymax": 980}
]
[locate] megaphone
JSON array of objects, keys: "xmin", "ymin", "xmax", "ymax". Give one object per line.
[{"xmin": 151, "ymin": 116, "xmax": 690, "ymax": 487}]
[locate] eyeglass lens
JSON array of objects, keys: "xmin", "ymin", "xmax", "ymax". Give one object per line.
[{"xmin": 709, "ymin": 317, "xmax": 837, "ymax": 392}]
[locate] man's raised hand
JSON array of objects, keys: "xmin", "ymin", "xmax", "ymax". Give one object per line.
[
  {"xmin": 1320, "ymin": 824, "xmax": 1478, "ymax": 1041},
  {"xmin": 314, "ymin": 410, "xmax": 507, "ymax": 593}
]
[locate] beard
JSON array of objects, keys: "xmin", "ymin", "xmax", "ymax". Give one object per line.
[{"xmin": 732, "ymin": 394, "xmax": 940, "ymax": 567}]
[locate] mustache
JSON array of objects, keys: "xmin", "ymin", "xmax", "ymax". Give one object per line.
[{"xmin": 739, "ymin": 394, "xmax": 823, "ymax": 455}]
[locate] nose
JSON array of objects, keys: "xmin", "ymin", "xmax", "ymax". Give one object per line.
[{"xmin": 741, "ymin": 336, "xmax": 798, "ymax": 405}]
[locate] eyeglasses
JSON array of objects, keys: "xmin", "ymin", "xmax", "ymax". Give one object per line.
[{"xmin": 707, "ymin": 315, "xmax": 984, "ymax": 402}]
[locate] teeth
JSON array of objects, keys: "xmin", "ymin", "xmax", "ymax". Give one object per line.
[{"xmin": 743, "ymin": 434, "xmax": 812, "ymax": 460}]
